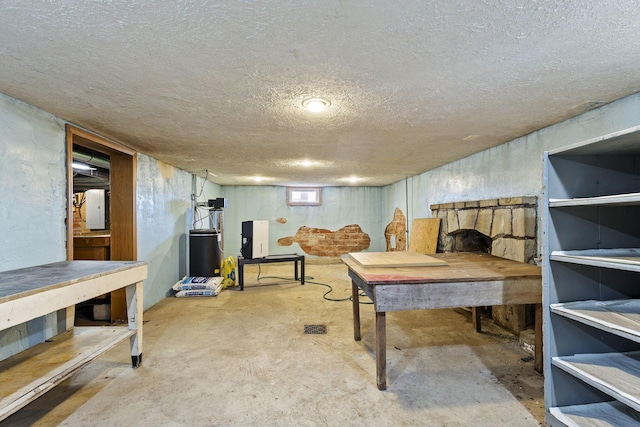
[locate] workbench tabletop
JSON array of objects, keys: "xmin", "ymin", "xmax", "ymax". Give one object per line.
[
  {"xmin": 0, "ymin": 260, "xmax": 147, "ymax": 302},
  {"xmin": 342, "ymin": 252, "xmax": 540, "ymax": 285}
]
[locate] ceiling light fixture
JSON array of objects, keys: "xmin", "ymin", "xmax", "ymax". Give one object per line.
[{"xmin": 302, "ymin": 97, "xmax": 331, "ymax": 113}]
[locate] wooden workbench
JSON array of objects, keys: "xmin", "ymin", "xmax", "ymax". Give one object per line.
[
  {"xmin": 0, "ymin": 260, "xmax": 147, "ymax": 420},
  {"xmin": 342, "ymin": 252, "xmax": 542, "ymax": 390}
]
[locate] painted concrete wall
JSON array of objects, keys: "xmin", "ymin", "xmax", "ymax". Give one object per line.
[
  {"xmin": 0, "ymin": 94, "xmax": 67, "ymax": 270},
  {"xmin": 136, "ymin": 156, "xmax": 223, "ymax": 309},
  {"xmin": 0, "ymin": 94, "xmax": 68, "ymax": 360},
  {"xmin": 222, "ymin": 185, "xmax": 385, "ymax": 258},
  {"xmin": 0, "ymin": 93, "xmax": 222, "ymax": 360},
  {"xmin": 383, "ymin": 92, "xmax": 640, "ymax": 255}
]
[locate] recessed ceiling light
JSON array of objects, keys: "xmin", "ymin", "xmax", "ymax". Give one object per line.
[
  {"xmin": 300, "ymin": 160, "xmax": 313, "ymax": 167},
  {"xmin": 340, "ymin": 176, "xmax": 361, "ymax": 184},
  {"xmin": 302, "ymin": 97, "xmax": 331, "ymax": 113}
]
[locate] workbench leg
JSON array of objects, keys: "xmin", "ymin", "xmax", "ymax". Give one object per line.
[
  {"xmin": 65, "ymin": 305, "xmax": 75, "ymax": 331},
  {"xmin": 294, "ymin": 260, "xmax": 299, "ymax": 281},
  {"xmin": 472, "ymin": 307, "xmax": 482, "ymax": 332},
  {"xmin": 376, "ymin": 311, "xmax": 387, "ymax": 390},
  {"xmin": 126, "ymin": 281, "xmax": 144, "ymax": 368},
  {"xmin": 300, "ymin": 257, "xmax": 305, "ymax": 285},
  {"xmin": 534, "ymin": 303, "xmax": 543, "ymax": 373},
  {"xmin": 351, "ymin": 281, "xmax": 361, "ymax": 341}
]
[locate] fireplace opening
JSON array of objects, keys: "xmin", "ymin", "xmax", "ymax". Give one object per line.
[
  {"xmin": 432, "ymin": 197, "xmax": 538, "ymax": 335},
  {"xmin": 448, "ymin": 229, "xmax": 493, "ymax": 320},
  {"xmin": 449, "ymin": 229, "xmax": 491, "ymax": 253}
]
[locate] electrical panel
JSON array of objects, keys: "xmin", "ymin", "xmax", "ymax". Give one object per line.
[{"xmin": 85, "ymin": 189, "xmax": 105, "ymax": 230}]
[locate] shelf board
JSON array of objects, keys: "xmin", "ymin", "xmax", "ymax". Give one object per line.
[
  {"xmin": 552, "ymin": 351, "xmax": 640, "ymax": 411},
  {"xmin": 548, "ymin": 125, "xmax": 640, "ymax": 156},
  {"xmin": 550, "ymin": 193, "xmax": 640, "ymax": 207},
  {"xmin": 550, "ymin": 248, "xmax": 640, "ymax": 272},
  {"xmin": 550, "ymin": 299, "xmax": 640, "ymax": 343},
  {"xmin": 550, "ymin": 401, "xmax": 640, "ymax": 426},
  {"xmin": 0, "ymin": 326, "xmax": 134, "ymax": 421}
]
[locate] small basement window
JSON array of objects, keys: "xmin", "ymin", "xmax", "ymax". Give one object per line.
[{"xmin": 287, "ymin": 187, "xmax": 322, "ymax": 206}]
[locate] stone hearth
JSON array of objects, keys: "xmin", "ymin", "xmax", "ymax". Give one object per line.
[{"xmin": 430, "ymin": 197, "xmax": 537, "ymax": 334}]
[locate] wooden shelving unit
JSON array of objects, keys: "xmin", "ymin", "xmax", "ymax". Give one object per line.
[{"xmin": 543, "ymin": 125, "xmax": 640, "ymax": 426}]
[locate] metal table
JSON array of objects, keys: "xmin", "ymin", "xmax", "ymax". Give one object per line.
[{"xmin": 237, "ymin": 254, "xmax": 305, "ymax": 290}]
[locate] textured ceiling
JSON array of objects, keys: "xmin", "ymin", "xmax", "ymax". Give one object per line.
[{"xmin": 1, "ymin": 1, "xmax": 640, "ymax": 186}]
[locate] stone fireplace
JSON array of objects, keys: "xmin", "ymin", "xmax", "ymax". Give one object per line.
[{"xmin": 430, "ymin": 197, "xmax": 538, "ymax": 334}]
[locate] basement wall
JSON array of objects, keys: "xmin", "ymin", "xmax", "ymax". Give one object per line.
[
  {"xmin": 0, "ymin": 94, "xmax": 67, "ymax": 360},
  {"xmin": 382, "ymin": 92, "xmax": 640, "ymax": 257},
  {"xmin": 136, "ymin": 156, "xmax": 223, "ymax": 308},
  {"xmin": 0, "ymin": 92, "xmax": 219, "ymax": 361},
  {"xmin": 222, "ymin": 185, "xmax": 385, "ymax": 258}
]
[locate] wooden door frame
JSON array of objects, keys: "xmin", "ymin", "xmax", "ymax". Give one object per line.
[{"xmin": 66, "ymin": 125, "xmax": 137, "ymax": 320}]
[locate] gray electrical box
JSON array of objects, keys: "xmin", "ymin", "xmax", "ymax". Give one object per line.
[{"xmin": 85, "ymin": 189, "xmax": 105, "ymax": 230}]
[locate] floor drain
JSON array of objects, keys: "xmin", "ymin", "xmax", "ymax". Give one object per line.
[{"xmin": 304, "ymin": 324, "xmax": 327, "ymax": 334}]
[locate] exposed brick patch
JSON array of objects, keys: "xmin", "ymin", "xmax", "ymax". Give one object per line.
[
  {"xmin": 277, "ymin": 224, "xmax": 371, "ymax": 256},
  {"xmin": 278, "ymin": 236, "xmax": 294, "ymax": 246},
  {"xmin": 384, "ymin": 208, "xmax": 406, "ymax": 251}
]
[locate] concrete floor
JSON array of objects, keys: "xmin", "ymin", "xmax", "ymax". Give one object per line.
[{"xmin": 2, "ymin": 262, "xmax": 544, "ymax": 426}]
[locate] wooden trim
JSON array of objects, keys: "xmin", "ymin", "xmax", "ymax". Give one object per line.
[
  {"xmin": 110, "ymin": 152, "xmax": 137, "ymax": 260},
  {"xmin": 65, "ymin": 128, "xmax": 75, "ymax": 260},
  {"xmin": 66, "ymin": 124, "xmax": 138, "ymax": 322},
  {"xmin": 66, "ymin": 124, "xmax": 137, "ymax": 262},
  {"xmin": 66, "ymin": 125, "xmax": 135, "ymax": 156}
]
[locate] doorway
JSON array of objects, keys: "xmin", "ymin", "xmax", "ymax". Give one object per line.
[{"xmin": 66, "ymin": 125, "xmax": 137, "ymax": 322}]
